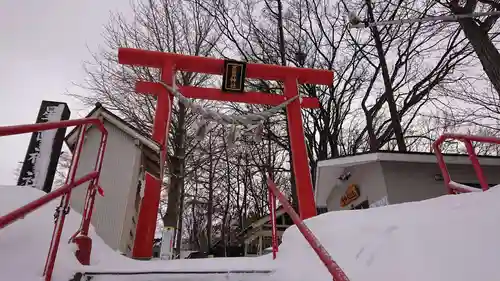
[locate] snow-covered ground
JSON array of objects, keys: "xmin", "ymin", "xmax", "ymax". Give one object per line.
[{"xmin": 1, "ymin": 184, "xmax": 500, "ymax": 281}]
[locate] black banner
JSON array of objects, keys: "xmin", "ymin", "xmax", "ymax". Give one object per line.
[{"xmin": 17, "ymin": 100, "xmax": 71, "ymax": 193}]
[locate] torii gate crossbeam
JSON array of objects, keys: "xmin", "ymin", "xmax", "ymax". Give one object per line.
[{"xmin": 118, "ymin": 48, "xmax": 333, "ymax": 259}]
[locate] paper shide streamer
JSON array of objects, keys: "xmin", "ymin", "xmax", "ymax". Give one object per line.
[{"xmin": 158, "ymin": 81, "xmax": 301, "ymax": 148}]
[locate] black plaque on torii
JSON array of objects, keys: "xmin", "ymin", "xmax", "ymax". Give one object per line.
[{"xmin": 221, "ymin": 60, "xmax": 247, "ymax": 93}]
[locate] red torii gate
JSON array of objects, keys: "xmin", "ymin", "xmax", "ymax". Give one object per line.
[{"xmin": 118, "ymin": 48, "xmax": 333, "ymax": 259}]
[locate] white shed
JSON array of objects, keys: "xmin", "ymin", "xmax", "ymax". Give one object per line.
[
  {"xmin": 314, "ymin": 151, "xmax": 500, "ymax": 213},
  {"xmin": 65, "ymin": 103, "xmax": 160, "ymax": 256}
]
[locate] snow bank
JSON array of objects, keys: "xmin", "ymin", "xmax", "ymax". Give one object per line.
[
  {"xmin": 278, "ymin": 186, "xmax": 500, "ymax": 281},
  {"xmin": 1, "ymin": 184, "xmax": 500, "ymax": 281},
  {"xmin": 0, "ymin": 185, "xmax": 83, "ymax": 281},
  {"xmin": 0, "ymin": 186, "xmax": 271, "ymax": 281}
]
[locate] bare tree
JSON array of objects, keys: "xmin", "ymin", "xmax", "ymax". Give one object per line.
[
  {"xmin": 441, "ymin": 0, "xmax": 500, "ymax": 96},
  {"xmin": 201, "ymin": 0, "xmax": 475, "ymax": 186},
  {"xmin": 75, "ymin": 0, "xmax": 489, "ymax": 257},
  {"xmin": 72, "ymin": 0, "xmax": 221, "ymax": 254},
  {"xmin": 343, "ymin": 0, "xmax": 475, "ymax": 152},
  {"xmin": 53, "ymin": 149, "xmax": 72, "ymax": 187}
]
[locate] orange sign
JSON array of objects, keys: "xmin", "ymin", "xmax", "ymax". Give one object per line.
[{"xmin": 340, "ymin": 184, "xmax": 360, "ymax": 207}]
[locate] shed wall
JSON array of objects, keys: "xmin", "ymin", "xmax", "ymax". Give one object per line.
[
  {"xmin": 383, "ymin": 161, "xmax": 500, "ymax": 204},
  {"xmin": 69, "ymin": 120, "xmax": 140, "ymax": 252},
  {"xmin": 325, "ymin": 162, "xmax": 388, "ymax": 211}
]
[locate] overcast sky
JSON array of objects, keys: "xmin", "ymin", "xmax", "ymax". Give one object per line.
[{"xmin": 0, "ymin": 1, "xmax": 131, "ymax": 184}]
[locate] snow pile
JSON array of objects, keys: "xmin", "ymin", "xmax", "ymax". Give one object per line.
[
  {"xmin": 0, "ymin": 186, "xmax": 271, "ymax": 281},
  {"xmin": 278, "ymin": 186, "xmax": 500, "ymax": 281},
  {"xmin": 0, "ymin": 185, "xmax": 83, "ymax": 281},
  {"xmin": 1, "ymin": 184, "xmax": 500, "ymax": 281}
]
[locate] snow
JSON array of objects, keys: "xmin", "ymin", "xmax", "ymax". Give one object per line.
[
  {"xmin": 279, "ymin": 187, "xmax": 500, "ymax": 281},
  {"xmin": 0, "ymin": 185, "xmax": 82, "ymax": 281},
  {"xmin": 368, "ymin": 195, "xmax": 389, "ymax": 208},
  {"xmin": 0, "ymin": 185, "xmax": 272, "ymax": 281},
  {"xmin": 2, "ymin": 184, "xmax": 500, "ymax": 281},
  {"xmin": 449, "ymin": 180, "xmax": 483, "ymax": 192}
]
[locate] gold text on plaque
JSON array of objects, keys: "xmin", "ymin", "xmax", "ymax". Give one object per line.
[{"xmin": 222, "ymin": 60, "xmax": 246, "ymax": 93}]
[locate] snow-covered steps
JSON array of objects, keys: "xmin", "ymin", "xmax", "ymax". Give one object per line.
[{"xmin": 73, "ymin": 269, "xmax": 274, "ymax": 281}]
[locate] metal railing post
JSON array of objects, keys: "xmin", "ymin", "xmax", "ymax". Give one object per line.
[
  {"xmin": 433, "ymin": 134, "xmax": 500, "ymax": 194},
  {"xmin": 267, "ymin": 177, "xmax": 350, "ymax": 281}
]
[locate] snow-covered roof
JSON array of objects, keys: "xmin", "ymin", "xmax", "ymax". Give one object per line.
[
  {"xmin": 65, "ymin": 103, "xmax": 160, "ymax": 153},
  {"xmin": 317, "ymin": 151, "xmax": 500, "ymax": 168},
  {"xmin": 237, "ymin": 206, "xmax": 289, "ymax": 238}
]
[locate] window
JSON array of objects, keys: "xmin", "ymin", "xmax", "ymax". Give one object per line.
[
  {"xmin": 246, "ymin": 243, "xmax": 258, "ymax": 255},
  {"xmin": 316, "ymin": 207, "xmax": 328, "ymax": 214},
  {"xmin": 262, "ymin": 236, "xmax": 273, "ymax": 250},
  {"xmin": 135, "ymin": 182, "xmax": 141, "ymax": 211},
  {"xmin": 351, "ymin": 200, "xmax": 369, "ymax": 210},
  {"xmin": 153, "ymin": 249, "xmax": 160, "ymax": 258},
  {"xmin": 283, "ymin": 214, "xmax": 293, "ymax": 225}
]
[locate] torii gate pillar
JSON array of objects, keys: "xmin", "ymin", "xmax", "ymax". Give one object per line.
[{"xmin": 118, "ymin": 48, "xmax": 333, "ymax": 259}]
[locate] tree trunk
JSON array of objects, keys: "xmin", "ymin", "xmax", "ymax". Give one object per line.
[
  {"xmin": 362, "ymin": 100, "xmax": 379, "ymax": 152},
  {"xmin": 236, "ymin": 155, "xmax": 243, "ymax": 230},
  {"xmin": 206, "ymin": 132, "xmax": 214, "ymax": 254},
  {"xmin": 457, "ymin": 18, "xmax": 500, "ymax": 96},
  {"xmin": 365, "ymin": 0, "xmax": 407, "ymax": 152},
  {"xmin": 174, "ymin": 184, "xmax": 185, "ymax": 258},
  {"xmin": 277, "ymin": 0, "xmax": 299, "ymax": 212},
  {"xmin": 190, "ymin": 170, "xmax": 199, "ymax": 250},
  {"xmin": 221, "ymin": 136, "xmax": 232, "ymax": 257},
  {"xmin": 162, "ymin": 102, "xmax": 187, "ymax": 231},
  {"xmin": 242, "ymin": 154, "xmax": 249, "ymax": 227}
]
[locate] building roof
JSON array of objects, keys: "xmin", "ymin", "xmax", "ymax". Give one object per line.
[
  {"xmin": 65, "ymin": 103, "xmax": 160, "ymax": 153},
  {"xmin": 237, "ymin": 206, "xmax": 290, "ymax": 238},
  {"xmin": 317, "ymin": 150, "xmax": 500, "ymax": 168},
  {"xmin": 314, "ymin": 151, "xmax": 500, "ymax": 207}
]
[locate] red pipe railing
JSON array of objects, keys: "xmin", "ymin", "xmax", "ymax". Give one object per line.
[
  {"xmin": 0, "ymin": 171, "xmax": 98, "ymax": 229},
  {"xmin": 267, "ymin": 177, "xmax": 350, "ymax": 281},
  {"xmin": 433, "ymin": 134, "xmax": 500, "ymax": 194},
  {"xmin": 267, "ymin": 186, "xmax": 278, "ymax": 259},
  {"xmin": 0, "ymin": 118, "xmax": 108, "ymax": 281},
  {"xmin": 0, "ymin": 118, "xmax": 106, "ymax": 137}
]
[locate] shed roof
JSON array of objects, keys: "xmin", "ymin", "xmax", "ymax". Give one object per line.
[
  {"xmin": 317, "ymin": 151, "xmax": 500, "ymax": 168},
  {"xmin": 65, "ymin": 103, "xmax": 160, "ymax": 153}
]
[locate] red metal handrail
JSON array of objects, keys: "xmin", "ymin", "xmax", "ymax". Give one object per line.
[
  {"xmin": 0, "ymin": 171, "xmax": 98, "ymax": 229},
  {"xmin": 268, "ymin": 186, "xmax": 278, "ymax": 259},
  {"xmin": 433, "ymin": 134, "xmax": 500, "ymax": 194},
  {"xmin": 267, "ymin": 177, "xmax": 350, "ymax": 281},
  {"xmin": 0, "ymin": 118, "xmax": 108, "ymax": 281},
  {"xmin": 0, "ymin": 118, "xmax": 106, "ymax": 137}
]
